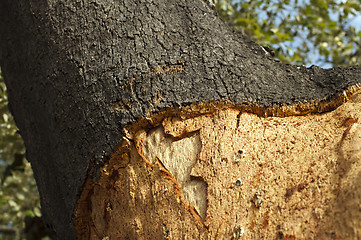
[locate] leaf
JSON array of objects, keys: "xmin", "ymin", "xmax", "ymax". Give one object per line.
[
  {"xmin": 25, "ymin": 210, "xmax": 35, "ymax": 217},
  {"xmin": 15, "ymin": 192, "xmax": 25, "ymax": 201},
  {"xmin": 3, "ymin": 113, "xmax": 9, "ymax": 122},
  {"xmin": 8, "ymin": 199, "xmax": 20, "ymax": 210},
  {"xmin": 34, "ymin": 207, "xmax": 41, "ymax": 217}
]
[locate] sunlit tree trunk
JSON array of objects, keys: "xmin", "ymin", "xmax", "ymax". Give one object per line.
[{"xmin": 1, "ymin": 0, "xmax": 361, "ymax": 239}]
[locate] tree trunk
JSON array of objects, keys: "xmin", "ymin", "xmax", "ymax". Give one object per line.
[{"xmin": 1, "ymin": 0, "xmax": 361, "ymax": 239}]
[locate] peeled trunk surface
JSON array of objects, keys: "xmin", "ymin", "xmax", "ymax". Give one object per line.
[
  {"xmin": 75, "ymin": 91, "xmax": 361, "ymax": 239},
  {"xmin": 0, "ymin": 0, "xmax": 361, "ymax": 239}
]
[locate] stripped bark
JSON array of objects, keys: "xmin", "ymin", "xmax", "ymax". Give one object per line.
[{"xmin": 0, "ymin": 0, "xmax": 360, "ymax": 238}]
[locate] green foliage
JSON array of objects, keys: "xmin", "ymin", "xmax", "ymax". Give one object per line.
[
  {"xmin": 0, "ymin": 69, "xmax": 41, "ymax": 239},
  {"xmin": 216, "ymin": 0, "xmax": 361, "ymax": 67}
]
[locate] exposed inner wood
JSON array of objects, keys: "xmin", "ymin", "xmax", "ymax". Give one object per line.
[
  {"xmin": 140, "ymin": 127, "xmax": 207, "ymax": 220},
  {"xmin": 74, "ymin": 89, "xmax": 361, "ymax": 239}
]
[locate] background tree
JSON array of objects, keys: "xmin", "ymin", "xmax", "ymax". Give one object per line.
[
  {"xmin": 216, "ymin": 0, "xmax": 361, "ymax": 67},
  {"xmin": 0, "ymin": 70, "xmax": 46, "ymax": 239}
]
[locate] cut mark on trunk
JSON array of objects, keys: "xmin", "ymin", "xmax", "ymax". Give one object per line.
[
  {"xmin": 151, "ymin": 61, "xmax": 185, "ymax": 75},
  {"xmin": 139, "ymin": 127, "xmax": 207, "ymax": 220}
]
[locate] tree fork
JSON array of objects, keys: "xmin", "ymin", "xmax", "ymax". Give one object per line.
[{"xmin": 0, "ymin": 0, "xmax": 361, "ymax": 239}]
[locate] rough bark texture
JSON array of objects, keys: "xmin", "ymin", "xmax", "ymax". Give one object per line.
[{"xmin": 0, "ymin": 0, "xmax": 360, "ymax": 239}]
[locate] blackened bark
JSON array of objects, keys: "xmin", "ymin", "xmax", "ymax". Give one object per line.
[{"xmin": 0, "ymin": 0, "xmax": 360, "ymax": 238}]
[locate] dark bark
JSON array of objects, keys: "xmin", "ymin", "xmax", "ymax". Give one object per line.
[{"xmin": 0, "ymin": 0, "xmax": 360, "ymax": 238}]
